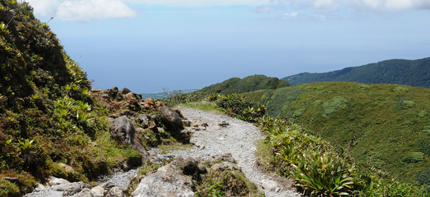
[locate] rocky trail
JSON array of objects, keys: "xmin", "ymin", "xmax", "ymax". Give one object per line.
[
  {"xmin": 164, "ymin": 107, "xmax": 303, "ymax": 197},
  {"xmin": 25, "ymin": 107, "xmax": 304, "ymax": 197}
]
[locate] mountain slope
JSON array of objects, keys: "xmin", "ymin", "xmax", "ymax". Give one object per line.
[
  {"xmin": 283, "ymin": 57, "xmax": 430, "ymax": 87},
  {"xmin": 242, "ymin": 82, "xmax": 430, "ymax": 183},
  {"xmin": 0, "ymin": 2, "xmax": 152, "ymax": 195},
  {"xmin": 200, "ymin": 74, "xmax": 290, "ymax": 94}
]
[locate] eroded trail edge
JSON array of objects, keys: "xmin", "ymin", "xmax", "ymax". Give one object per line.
[{"xmin": 165, "ymin": 108, "xmax": 303, "ymax": 197}]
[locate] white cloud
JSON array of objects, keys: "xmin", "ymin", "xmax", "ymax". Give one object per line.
[
  {"xmin": 25, "ymin": 0, "xmax": 60, "ymax": 18},
  {"xmin": 282, "ymin": 12, "xmax": 298, "ymax": 19},
  {"xmin": 122, "ymin": 0, "xmax": 268, "ymax": 7},
  {"xmin": 313, "ymin": 0, "xmax": 339, "ymax": 11},
  {"xmin": 269, "ymin": 0, "xmax": 430, "ymax": 12},
  {"xmin": 343, "ymin": 0, "xmax": 430, "ymax": 11},
  {"xmin": 255, "ymin": 5, "xmax": 273, "ymax": 14},
  {"xmin": 25, "ymin": 0, "xmax": 137, "ymax": 22}
]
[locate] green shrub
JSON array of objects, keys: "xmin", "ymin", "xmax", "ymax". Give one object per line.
[
  {"xmin": 0, "ymin": 179, "xmax": 20, "ymax": 197},
  {"xmin": 322, "ymin": 96, "xmax": 348, "ymax": 118},
  {"xmin": 402, "ymin": 152, "xmax": 424, "ymax": 164},
  {"xmin": 418, "ymin": 138, "xmax": 430, "ymax": 156},
  {"xmin": 416, "ymin": 167, "xmax": 430, "ymax": 185}
]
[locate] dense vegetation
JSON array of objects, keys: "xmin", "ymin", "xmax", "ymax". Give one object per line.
[
  {"xmin": 199, "ymin": 74, "xmax": 290, "ymax": 94},
  {"xmin": 166, "ymin": 91, "xmax": 429, "ymax": 196},
  {"xmin": 242, "ymin": 82, "xmax": 430, "ymax": 184},
  {"xmin": 283, "ymin": 57, "xmax": 430, "ymax": 87},
  {"xmin": 0, "ymin": 1, "xmax": 187, "ymax": 195}
]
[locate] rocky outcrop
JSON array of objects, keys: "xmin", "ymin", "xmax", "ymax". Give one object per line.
[
  {"xmin": 159, "ymin": 106, "xmax": 183, "ymax": 130},
  {"xmin": 112, "ymin": 116, "xmax": 135, "ymax": 145},
  {"xmin": 131, "ymin": 164, "xmax": 194, "ymax": 197},
  {"xmin": 210, "ymin": 161, "xmax": 241, "ymax": 172},
  {"xmin": 36, "ymin": 177, "xmax": 128, "ymax": 197},
  {"xmin": 111, "ymin": 116, "xmax": 148, "ymax": 160}
]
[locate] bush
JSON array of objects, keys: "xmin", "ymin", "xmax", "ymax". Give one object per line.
[
  {"xmin": 402, "ymin": 152, "xmax": 424, "ymax": 164},
  {"xmin": 416, "ymin": 167, "xmax": 430, "ymax": 185},
  {"xmin": 0, "ymin": 179, "xmax": 20, "ymax": 197},
  {"xmin": 322, "ymin": 96, "xmax": 348, "ymax": 118},
  {"xmin": 418, "ymin": 138, "xmax": 430, "ymax": 156}
]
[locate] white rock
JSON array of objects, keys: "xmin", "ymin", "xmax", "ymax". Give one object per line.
[
  {"xmin": 91, "ymin": 186, "xmax": 105, "ymax": 197},
  {"xmin": 48, "ymin": 176, "xmax": 70, "ymax": 186},
  {"xmin": 260, "ymin": 180, "xmax": 281, "ymax": 192}
]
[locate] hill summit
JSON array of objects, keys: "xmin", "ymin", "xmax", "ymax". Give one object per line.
[
  {"xmin": 283, "ymin": 57, "xmax": 430, "ymax": 87},
  {"xmin": 200, "ymin": 74, "xmax": 290, "ymax": 94}
]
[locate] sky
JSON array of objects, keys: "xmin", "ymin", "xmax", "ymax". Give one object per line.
[{"xmin": 25, "ymin": 0, "xmax": 430, "ymax": 93}]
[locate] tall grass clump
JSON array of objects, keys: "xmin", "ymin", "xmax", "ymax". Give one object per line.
[{"xmin": 256, "ymin": 116, "xmax": 429, "ymax": 196}]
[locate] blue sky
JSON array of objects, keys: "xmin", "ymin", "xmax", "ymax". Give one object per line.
[{"xmin": 26, "ymin": 0, "xmax": 430, "ymax": 93}]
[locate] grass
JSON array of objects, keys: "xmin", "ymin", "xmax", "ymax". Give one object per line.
[
  {"xmin": 158, "ymin": 143, "xmax": 193, "ymax": 154},
  {"xmin": 177, "ymin": 101, "xmax": 226, "ymax": 113},
  {"xmin": 243, "ymin": 81, "xmax": 430, "ymax": 183}
]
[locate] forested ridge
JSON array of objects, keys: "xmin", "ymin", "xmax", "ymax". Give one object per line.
[{"xmin": 283, "ymin": 57, "xmax": 430, "ymax": 87}]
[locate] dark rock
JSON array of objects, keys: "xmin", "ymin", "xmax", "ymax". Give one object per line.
[
  {"xmin": 175, "ymin": 109, "xmax": 185, "ymax": 119},
  {"xmin": 128, "ymin": 100, "xmax": 141, "ymax": 111},
  {"xmin": 182, "ymin": 119, "xmax": 191, "ymax": 127},
  {"xmin": 119, "ymin": 88, "xmax": 131, "ymax": 95},
  {"xmin": 112, "ymin": 116, "xmax": 135, "ymax": 145},
  {"xmin": 159, "ymin": 106, "xmax": 183, "ymax": 130},
  {"xmin": 109, "ymin": 86, "xmax": 119, "ymax": 99},
  {"xmin": 120, "ymin": 110, "xmax": 135, "ymax": 116},
  {"xmin": 111, "ymin": 116, "xmax": 148, "ymax": 160},
  {"xmin": 219, "ymin": 120, "xmax": 229, "ymax": 127}
]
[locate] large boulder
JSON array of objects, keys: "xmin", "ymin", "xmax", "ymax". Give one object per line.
[
  {"xmin": 119, "ymin": 88, "xmax": 131, "ymax": 95},
  {"xmin": 159, "ymin": 106, "xmax": 183, "ymax": 130},
  {"xmin": 131, "ymin": 164, "xmax": 194, "ymax": 197},
  {"xmin": 111, "ymin": 116, "xmax": 148, "ymax": 159},
  {"xmin": 62, "ymin": 182, "xmax": 92, "ymax": 196},
  {"xmin": 109, "ymin": 86, "xmax": 119, "ymax": 99},
  {"xmin": 112, "ymin": 116, "xmax": 135, "ymax": 145}
]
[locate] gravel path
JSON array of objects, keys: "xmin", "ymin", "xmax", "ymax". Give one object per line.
[{"xmin": 166, "ymin": 108, "xmax": 304, "ymax": 197}]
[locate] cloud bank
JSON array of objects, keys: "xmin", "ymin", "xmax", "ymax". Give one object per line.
[
  {"xmin": 274, "ymin": 0, "xmax": 430, "ymax": 12},
  {"xmin": 25, "ymin": 0, "xmax": 136, "ymax": 22},
  {"xmin": 25, "ymin": 0, "xmax": 429, "ymax": 22}
]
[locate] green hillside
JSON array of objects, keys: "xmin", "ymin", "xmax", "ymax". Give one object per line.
[
  {"xmin": 283, "ymin": 57, "xmax": 430, "ymax": 87},
  {"xmin": 0, "ymin": 1, "xmax": 188, "ymax": 195},
  {"xmin": 199, "ymin": 74, "xmax": 290, "ymax": 94},
  {"xmin": 242, "ymin": 82, "xmax": 430, "ymax": 183}
]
